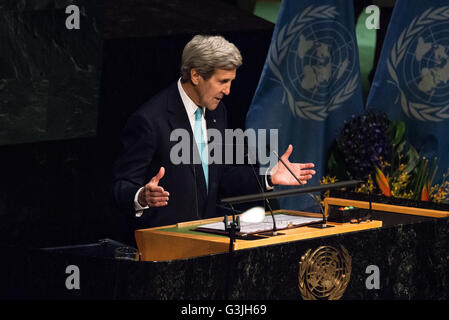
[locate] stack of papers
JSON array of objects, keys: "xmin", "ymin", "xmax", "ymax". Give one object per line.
[{"xmin": 197, "ymin": 214, "xmax": 322, "ymax": 235}]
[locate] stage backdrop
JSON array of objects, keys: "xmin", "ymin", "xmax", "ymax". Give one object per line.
[{"xmin": 0, "ymin": 0, "xmax": 274, "ymax": 248}]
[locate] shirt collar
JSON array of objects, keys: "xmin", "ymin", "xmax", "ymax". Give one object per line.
[{"xmin": 177, "ymin": 78, "xmax": 204, "ymax": 118}]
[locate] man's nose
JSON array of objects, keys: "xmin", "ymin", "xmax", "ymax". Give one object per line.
[{"xmin": 222, "ymin": 83, "xmax": 231, "ymax": 95}]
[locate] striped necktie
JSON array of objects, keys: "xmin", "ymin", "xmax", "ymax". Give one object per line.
[{"xmin": 194, "ymin": 107, "xmax": 208, "ymax": 190}]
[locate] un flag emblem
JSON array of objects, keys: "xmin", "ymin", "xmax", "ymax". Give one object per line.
[
  {"xmin": 387, "ymin": 6, "xmax": 449, "ymax": 122},
  {"xmin": 268, "ymin": 5, "xmax": 359, "ymax": 121}
]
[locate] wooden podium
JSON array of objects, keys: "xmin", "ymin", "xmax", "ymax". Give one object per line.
[
  {"xmin": 135, "ymin": 196, "xmax": 449, "ymax": 262},
  {"xmin": 135, "ymin": 206, "xmax": 383, "ymax": 261}
]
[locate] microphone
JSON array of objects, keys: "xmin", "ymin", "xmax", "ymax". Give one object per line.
[
  {"xmin": 246, "ymin": 147, "xmax": 279, "ymax": 236},
  {"xmin": 216, "ymin": 203, "xmax": 242, "ymax": 215},
  {"xmin": 214, "ymin": 141, "xmax": 279, "ymax": 236},
  {"xmin": 272, "ymin": 150, "xmax": 305, "ymax": 186},
  {"xmin": 269, "ymin": 147, "xmax": 332, "ymax": 229}
]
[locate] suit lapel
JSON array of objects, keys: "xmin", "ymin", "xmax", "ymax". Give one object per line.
[
  {"xmin": 167, "ymin": 84, "xmax": 192, "ymax": 137},
  {"xmin": 205, "ymin": 108, "xmax": 220, "ymax": 198},
  {"xmin": 167, "ymin": 83, "xmax": 208, "ymax": 200}
]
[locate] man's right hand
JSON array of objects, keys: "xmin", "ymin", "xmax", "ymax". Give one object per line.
[{"xmin": 138, "ymin": 167, "xmax": 170, "ymax": 207}]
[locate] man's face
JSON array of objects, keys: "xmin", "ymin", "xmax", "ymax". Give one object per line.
[{"xmin": 194, "ymin": 68, "xmax": 236, "ymax": 111}]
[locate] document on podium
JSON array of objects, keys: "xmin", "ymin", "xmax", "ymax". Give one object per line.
[{"xmin": 194, "ymin": 214, "xmax": 323, "ymax": 236}]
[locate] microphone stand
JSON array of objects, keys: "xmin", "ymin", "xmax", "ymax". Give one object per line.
[
  {"xmin": 223, "ymin": 204, "xmax": 240, "ymax": 300},
  {"xmin": 363, "ymin": 187, "xmax": 373, "ymax": 222},
  {"xmin": 221, "ymin": 181, "xmax": 363, "ymax": 207},
  {"xmin": 247, "ymin": 149, "xmax": 278, "ymax": 236},
  {"xmin": 272, "ymin": 151, "xmax": 332, "ymax": 229},
  {"xmin": 223, "ymin": 205, "xmax": 240, "ymax": 252},
  {"xmin": 264, "ymin": 199, "xmax": 277, "ymax": 236}
]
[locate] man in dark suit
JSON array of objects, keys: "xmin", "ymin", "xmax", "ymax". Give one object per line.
[{"xmin": 112, "ymin": 35, "xmax": 316, "ymax": 230}]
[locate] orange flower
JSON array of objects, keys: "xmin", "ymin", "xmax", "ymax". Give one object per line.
[
  {"xmin": 421, "ymin": 183, "xmax": 431, "ymax": 202},
  {"xmin": 375, "ymin": 167, "xmax": 391, "ymax": 197}
]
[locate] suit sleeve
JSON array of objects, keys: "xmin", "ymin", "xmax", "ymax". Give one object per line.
[{"xmin": 112, "ymin": 113, "xmax": 157, "ymax": 213}]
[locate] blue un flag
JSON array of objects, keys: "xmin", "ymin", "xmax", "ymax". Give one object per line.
[
  {"xmin": 246, "ymin": 0, "xmax": 364, "ymax": 211},
  {"xmin": 366, "ymin": 0, "xmax": 449, "ymax": 182}
]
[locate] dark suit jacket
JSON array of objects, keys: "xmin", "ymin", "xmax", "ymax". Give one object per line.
[{"xmin": 112, "ymin": 82, "xmax": 262, "ymax": 230}]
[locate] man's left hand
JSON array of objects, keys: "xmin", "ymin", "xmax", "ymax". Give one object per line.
[{"xmin": 270, "ymin": 144, "xmax": 316, "ymax": 185}]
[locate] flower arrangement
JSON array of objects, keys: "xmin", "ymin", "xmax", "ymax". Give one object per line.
[{"xmin": 324, "ymin": 110, "xmax": 449, "ymax": 203}]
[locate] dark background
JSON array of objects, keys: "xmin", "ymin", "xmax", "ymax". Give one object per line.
[
  {"xmin": 0, "ymin": 0, "xmax": 393, "ymax": 248},
  {"xmin": 0, "ymin": 0, "xmax": 275, "ymax": 247}
]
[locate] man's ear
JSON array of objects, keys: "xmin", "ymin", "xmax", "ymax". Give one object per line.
[{"xmin": 190, "ymin": 68, "xmax": 200, "ymax": 86}]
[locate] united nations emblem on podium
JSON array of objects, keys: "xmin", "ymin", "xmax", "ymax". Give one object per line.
[{"xmin": 298, "ymin": 245, "xmax": 352, "ymax": 300}]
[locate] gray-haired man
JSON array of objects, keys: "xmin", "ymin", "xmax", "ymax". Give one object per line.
[{"xmin": 112, "ymin": 35, "xmax": 315, "ymax": 230}]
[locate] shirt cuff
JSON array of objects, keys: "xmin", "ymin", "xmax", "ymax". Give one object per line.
[
  {"xmin": 134, "ymin": 187, "xmax": 149, "ymax": 217},
  {"xmin": 264, "ymin": 167, "xmax": 274, "ymax": 191}
]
